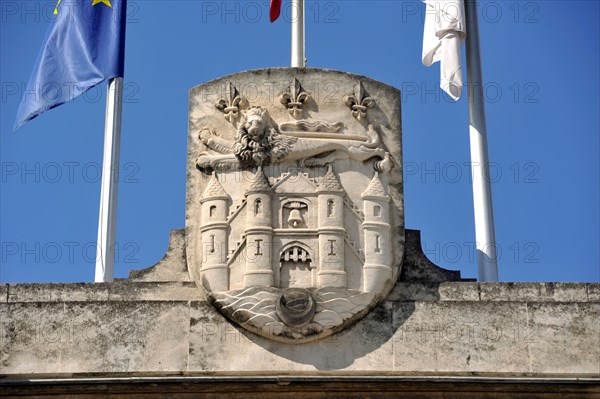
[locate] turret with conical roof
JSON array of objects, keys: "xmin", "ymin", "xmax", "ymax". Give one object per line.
[
  {"xmin": 202, "ymin": 174, "xmax": 229, "ymax": 199},
  {"xmin": 316, "ymin": 165, "xmax": 346, "ymax": 288},
  {"xmin": 361, "ymin": 172, "xmax": 389, "ymax": 199},
  {"xmin": 245, "ymin": 166, "xmax": 273, "ymax": 194},
  {"xmin": 243, "ymin": 167, "xmax": 274, "ymax": 287},
  {"xmin": 361, "ymin": 172, "xmax": 392, "ymax": 292},
  {"xmin": 316, "ymin": 164, "xmax": 344, "ymax": 193},
  {"xmin": 199, "ymin": 174, "xmax": 230, "ymax": 292}
]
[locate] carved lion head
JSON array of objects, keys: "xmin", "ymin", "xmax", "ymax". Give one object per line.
[
  {"xmin": 242, "ymin": 107, "xmax": 271, "ymax": 140},
  {"xmin": 233, "ymin": 107, "xmax": 294, "ymax": 168}
]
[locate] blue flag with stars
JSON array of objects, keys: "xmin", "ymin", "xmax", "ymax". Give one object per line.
[{"xmin": 15, "ymin": 0, "xmax": 127, "ymax": 130}]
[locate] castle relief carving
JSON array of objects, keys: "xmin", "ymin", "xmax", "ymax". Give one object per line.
[{"xmin": 188, "ymin": 70, "xmax": 403, "ymax": 343}]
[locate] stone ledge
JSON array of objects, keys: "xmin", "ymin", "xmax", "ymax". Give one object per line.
[
  {"xmin": 2, "ymin": 281, "xmax": 202, "ymax": 303},
  {"xmin": 2, "ymin": 281, "xmax": 598, "ymax": 304},
  {"xmin": 479, "ymin": 282, "xmax": 594, "ymax": 302},
  {"xmin": 2, "ymin": 296, "xmax": 598, "ymax": 377},
  {"xmin": 588, "ymin": 284, "xmax": 600, "ymax": 301},
  {"xmin": 0, "ymin": 284, "xmax": 7, "ymax": 303},
  {"xmin": 388, "ymin": 282, "xmax": 480, "ymax": 302},
  {"xmin": 4, "ymin": 282, "xmax": 109, "ymax": 303},
  {"xmin": 107, "ymin": 280, "xmax": 201, "ymax": 301}
]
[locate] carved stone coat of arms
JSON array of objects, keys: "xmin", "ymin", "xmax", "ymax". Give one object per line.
[{"xmin": 187, "ymin": 68, "xmax": 404, "ymax": 343}]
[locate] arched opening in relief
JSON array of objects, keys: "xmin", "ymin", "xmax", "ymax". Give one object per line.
[
  {"xmin": 209, "ymin": 205, "xmax": 217, "ymax": 218},
  {"xmin": 279, "ymin": 245, "xmax": 313, "ymax": 288},
  {"xmin": 254, "ymin": 199, "xmax": 263, "ymax": 216},
  {"xmin": 373, "ymin": 205, "xmax": 381, "ymax": 217},
  {"xmin": 375, "ymin": 235, "xmax": 381, "ymax": 254},
  {"xmin": 327, "ymin": 199, "xmax": 335, "ymax": 217},
  {"xmin": 208, "ymin": 235, "xmax": 215, "ymax": 253}
]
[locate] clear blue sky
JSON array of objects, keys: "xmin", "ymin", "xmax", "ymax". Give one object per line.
[{"xmin": 1, "ymin": 1, "xmax": 598, "ymax": 283}]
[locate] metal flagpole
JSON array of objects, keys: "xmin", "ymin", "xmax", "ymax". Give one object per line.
[
  {"xmin": 94, "ymin": 77, "xmax": 124, "ymax": 282},
  {"xmin": 291, "ymin": 0, "xmax": 305, "ymax": 67},
  {"xmin": 464, "ymin": 0, "xmax": 499, "ymax": 282}
]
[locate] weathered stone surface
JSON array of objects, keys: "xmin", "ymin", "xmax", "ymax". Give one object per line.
[
  {"xmin": 128, "ymin": 229, "xmax": 190, "ymax": 282},
  {"xmin": 188, "ymin": 300, "xmax": 395, "ymax": 372},
  {"xmin": 6, "ymin": 283, "xmax": 109, "ymax": 303},
  {"xmin": 1, "ymin": 300, "xmax": 190, "ymax": 374},
  {"xmin": 1, "ymin": 281, "xmax": 598, "ymax": 378},
  {"xmin": 436, "ymin": 281, "xmax": 481, "ymax": 301},
  {"xmin": 0, "ymin": 284, "xmax": 7, "ymax": 303},
  {"xmin": 551, "ymin": 282, "xmax": 590, "ymax": 301},
  {"xmin": 588, "ymin": 284, "xmax": 600, "ymax": 301},
  {"xmin": 480, "ymin": 282, "xmax": 591, "ymax": 302},
  {"xmin": 388, "ymin": 282, "xmax": 480, "ymax": 302},
  {"xmin": 526, "ymin": 302, "xmax": 600, "ymax": 375},
  {"xmin": 400, "ymin": 230, "xmax": 465, "ymax": 283},
  {"xmin": 107, "ymin": 281, "xmax": 201, "ymax": 301},
  {"xmin": 3, "ymin": 282, "xmax": 202, "ymax": 303},
  {"xmin": 393, "ymin": 301, "xmax": 531, "ymax": 373}
]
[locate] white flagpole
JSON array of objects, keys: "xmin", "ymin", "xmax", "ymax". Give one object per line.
[
  {"xmin": 94, "ymin": 77, "xmax": 123, "ymax": 282},
  {"xmin": 464, "ymin": 1, "xmax": 499, "ymax": 282},
  {"xmin": 291, "ymin": 0, "xmax": 305, "ymax": 67}
]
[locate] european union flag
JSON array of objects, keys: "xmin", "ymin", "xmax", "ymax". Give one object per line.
[{"xmin": 15, "ymin": 0, "xmax": 127, "ymax": 130}]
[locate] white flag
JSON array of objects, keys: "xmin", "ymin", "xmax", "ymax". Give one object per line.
[{"xmin": 422, "ymin": 0, "xmax": 466, "ymax": 100}]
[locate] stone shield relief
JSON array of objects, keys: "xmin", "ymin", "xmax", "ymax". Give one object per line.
[{"xmin": 187, "ymin": 69, "xmax": 404, "ymax": 343}]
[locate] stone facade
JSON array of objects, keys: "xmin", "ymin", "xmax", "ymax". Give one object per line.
[
  {"xmin": 1, "ymin": 233, "xmax": 599, "ymax": 390},
  {"xmin": 1, "ymin": 68, "xmax": 598, "ymax": 397},
  {"xmin": 1, "ymin": 266, "xmax": 599, "ymax": 397}
]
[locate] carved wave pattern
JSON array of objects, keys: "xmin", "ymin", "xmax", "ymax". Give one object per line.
[
  {"xmin": 209, "ymin": 287, "xmax": 376, "ymax": 342},
  {"xmin": 279, "ymin": 120, "xmax": 344, "ymax": 133}
]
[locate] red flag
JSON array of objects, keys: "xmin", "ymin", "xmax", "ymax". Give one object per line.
[{"xmin": 270, "ymin": 0, "xmax": 282, "ymax": 22}]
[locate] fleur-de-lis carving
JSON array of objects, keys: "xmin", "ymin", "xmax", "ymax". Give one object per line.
[
  {"xmin": 344, "ymin": 82, "xmax": 375, "ymax": 121},
  {"xmin": 216, "ymin": 83, "xmax": 246, "ymax": 123},
  {"xmin": 280, "ymin": 78, "xmax": 310, "ymax": 118}
]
